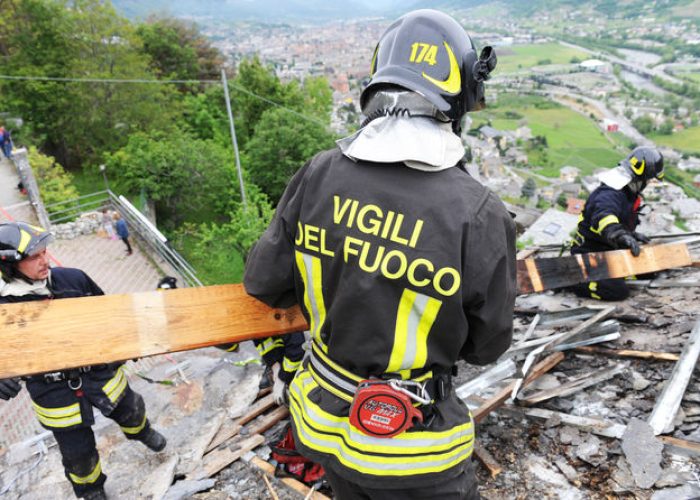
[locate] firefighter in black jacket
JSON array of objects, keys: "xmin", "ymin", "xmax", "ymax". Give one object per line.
[
  {"xmin": 244, "ymin": 9, "xmax": 515, "ymax": 499},
  {"xmin": 571, "ymin": 147, "xmax": 664, "ymax": 301},
  {"xmin": 0, "ymin": 222, "xmax": 166, "ymax": 500}
]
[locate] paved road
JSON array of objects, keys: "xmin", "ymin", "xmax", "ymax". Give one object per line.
[{"xmin": 0, "ymin": 156, "xmax": 36, "ymax": 224}]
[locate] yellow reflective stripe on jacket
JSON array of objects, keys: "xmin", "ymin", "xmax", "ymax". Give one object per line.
[
  {"xmin": 69, "ymin": 460, "xmax": 102, "ymax": 485},
  {"xmin": 590, "ymin": 214, "xmax": 619, "ymax": 235},
  {"xmin": 295, "ymin": 251, "xmax": 328, "ymax": 351},
  {"xmin": 32, "ymin": 401, "xmax": 82, "ymax": 428},
  {"xmin": 289, "ymin": 370, "xmax": 474, "ymax": 476},
  {"xmin": 257, "ymin": 338, "xmax": 284, "ymax": 356},
  {"xmin": 120, "ymin": 414, "xmax": 147, "ymax": 435},
  {"xmin": 282, "ymin": 356, "xmax": 302, "ymax": 374},
  {"xmin": 387, "ymin": 289, "xmax": 442, "ymax": 376},
  {"xmin": 226, "ymin": 343, "xmax": 239, "ymax": 352},
  {"xmin": 102, "ymin": 367, "xmax": 127, "ymax": 404}
]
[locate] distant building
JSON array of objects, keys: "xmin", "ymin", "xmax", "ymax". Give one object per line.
[
  {"xmin": 579, "ymin": 59, "xmax": 611, "ymax": 73},
  {"xmin": 505, "ymin": 147, "xmax": 528, "ymax": 164},
  {"xmin": 559, "ymin": 166, "xmax": 580, "ymax": 183},
  {"xmin": 566, "ymin": 197, "xmax": 585, "ymax": 215},
  {"xmin": 478, "ymin": 126, "xmax": 514, "ymax": 151},
  {"xmin": 601, "ymin": 118, "xmax": 619, "ymax": 132},
  {"xmin": 515, "ymin": 126, "xmax": 533, "ymax": 140},
  {"xmin": 693, "ymin": 173, "xmax": 700, "ymax": 188},
  {"xmin": 518, "ymin": 208, "xmax": 580, "ymax": 246}
]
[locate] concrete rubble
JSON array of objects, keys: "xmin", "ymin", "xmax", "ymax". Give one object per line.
[{"xmin": 1, "ymin": 257, "xmax": 699, "ymax": 499}]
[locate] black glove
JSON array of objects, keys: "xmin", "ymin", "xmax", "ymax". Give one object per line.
[
  {"xmin": 606, "ymin": 227, "xmax": 641, "ymax": 256},
  {"xmin": 633, "ymin": 231, "xmax": 651, "ymax": 244},
  {"xmin": 0, "ymin": 378, "xmax": 22, "ymax": 400}
]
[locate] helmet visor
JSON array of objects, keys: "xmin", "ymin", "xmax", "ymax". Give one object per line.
[{"xmin": 23, "ymin": 232, "xmax": 54, "ymax": 257}]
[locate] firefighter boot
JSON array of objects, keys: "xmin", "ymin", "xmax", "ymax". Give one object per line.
[
  {"xmin": 138, "ymin": 428, "xmax": 166, "ymax": 452},
  {"xmin": 82, "ymin": 488, "xmax": 107, "ymax": 500}
]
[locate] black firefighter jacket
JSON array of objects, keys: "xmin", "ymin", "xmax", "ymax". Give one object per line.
[
  {"xmin": 572, "ymin": 184, "xmax": 642, "ymax": 254},
  {"xmin": 0, "ymin": 268, "xmax": 130, "ymax": 431},
  {"xmin": 244, "ymin": 148, "xmax": 516, "ymax": 488}
]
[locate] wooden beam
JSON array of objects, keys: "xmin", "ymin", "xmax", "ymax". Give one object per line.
[
  {"xmin": 573, "ymin": 346, "xmax": 679, "ymax": 362},
  {"xmin": 187, "ymin": 433, "xmax": 265, "ymax": 480},
  {"xmin": 519, "ymin": 364, "xmax": 625, "ymax": 406},
  {"xmin": 648, "ymin": 319, "xmax": 700, "ymax": 435},
  {"xmin": 517, "ymin": 242, "xmax": 692, "ymax": 294},
  {"xmin": 206, "ymin": 395, "xmax": 276, "ymax": 453},
  {"xmin": 472, "ymin": 352, "xmax": 565, "ymax": 423},
  {"xmin": 0, "ymin": 284, "xmax": 308, "ymax": 379},
  {"xmin": 474, "ymin": 444, "xmax": 503, "ymax": 478}
]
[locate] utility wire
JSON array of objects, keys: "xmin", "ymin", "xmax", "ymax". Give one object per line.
[{"xmin": 0, "ymin": 73, "xmax": 330, "ymax": 128}]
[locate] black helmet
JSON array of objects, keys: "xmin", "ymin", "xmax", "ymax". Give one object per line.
[
  {"xmin": 0, "ymin": 222, "xmax": 53, "ymax": 263},
  {"xmin": 361, "ymin": 9, "xmax": 496, "ymax": 122},
  {"xmin": 622, "ymin": 147, "xmax": 664, "ymax": 182},
  {"xmin": 157, "ymin": 276, "xmax": 178, "ymax": 290}
]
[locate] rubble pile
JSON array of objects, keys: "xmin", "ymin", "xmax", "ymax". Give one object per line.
[{"xmin": 458, "ymin": 264, "xmax": 700, "ymax": 499}]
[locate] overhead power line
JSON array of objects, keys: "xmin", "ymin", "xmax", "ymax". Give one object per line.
[{"xmin": 0, "ymin": 73, "xmax": 329, "ymax": 128}]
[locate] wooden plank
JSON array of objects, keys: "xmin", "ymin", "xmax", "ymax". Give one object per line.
[
  {"xmin": 245, "ymin": 406, "xmax": 289, "ymax": 436},
  {"xmin": 471, "ymin": 352, "xmax": 565, "ymax": 423},
  {"xmin": 517, "ymin": 242, "xmax": 692, "ymax": 294},
  {"xmin": 206, "ymin": 395, "xmax": 276, "ymax": 453},
  {"xmin": 519, "ymin": 364, "xmax": 625, "ymax": 406},
  {"xmin": 0, "ymin": 284, "xmax": 308, "ymax": 379},
  {"xmin": 648, "ymin": 319, "xmax": 700, "ymax": 435},
  {"xmin": 573, "ymin": 346, "xmax": 680, "ymax": 362},
  {"xmin": 658, "ymin": 436, "xmax": 700, "ymax": 455},
  {"xmin": 187, "ymin": 433, "xmax": 265, "ymax": 480},
  {"xmin": 474, "ymin": 444, "xmax": 502, "ymax": 478},
  {"xmin": 246, "ymin": 454, "xmax": 331, "ymax": 500}
]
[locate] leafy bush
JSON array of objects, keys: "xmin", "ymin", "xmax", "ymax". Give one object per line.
[{"xmin": 28, "ymin": 146, "xmax": 79, "ymax": 216}]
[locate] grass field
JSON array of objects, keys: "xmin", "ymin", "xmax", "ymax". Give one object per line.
[
  {"xmin": 495, "ymin": 43, "xmax": 590, "ymax": 74},
  {"xmin": 471, "ymin": 94, "xmax": 623, "ymax": 177},
  {"xmin": 651, "ymin": 127, "xmax": 700, "ymax": 155}
]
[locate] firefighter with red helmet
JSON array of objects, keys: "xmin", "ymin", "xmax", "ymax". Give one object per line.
[
  {"xmin": 0, "ymin": 222, "xmax": 166, "ymax": 500},
  {"xmin": 244, "ymin": 9, "xmax": 515, "ymax": 498},
  {"xmin": 571, "ymin": 147, "xmax": 664, "ymax": 301}
]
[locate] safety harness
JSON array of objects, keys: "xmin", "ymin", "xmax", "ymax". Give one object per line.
[{"xmin": 306, "ymin": 342, "xmax": 452, "ymax": 438}]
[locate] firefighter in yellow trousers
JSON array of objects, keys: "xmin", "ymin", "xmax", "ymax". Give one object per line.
[{"xmin": 244, "ymin": 10, "xmax": 515, "ymax": 499}]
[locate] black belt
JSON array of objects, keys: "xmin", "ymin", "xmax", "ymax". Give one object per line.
[
  {"xmin": 42, "ymin": 364, "xmax": 110, "ymax": 384},
  {"xmin": 307, "ymin": 342, "xmax": 452, "ymax": 405}
]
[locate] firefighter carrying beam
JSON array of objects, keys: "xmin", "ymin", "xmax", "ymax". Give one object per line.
[{"xmin": 0, "ymin": 222, "xmax": 166, "ymax": 500}]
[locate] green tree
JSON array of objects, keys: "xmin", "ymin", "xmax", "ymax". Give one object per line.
[
  {"xmin": 556, "ymin": 192, "xmax": 568, "ymax": 209},
  {"xmin": 28, "ymin": 146, "xmax": 79, "ymax": 205},
  {"xmin": 521, "ymin": 177, "xmax": 537, "ymax": 199},
  {"xmin": 657, "ymin": 119, "xmax": 674, "ymax": 135},
  {"xmin": 176, "ymin": 184, "xmax": 274, "ymax": 284},
  {"xmin": 135, "ymin": 17, "xmax": 223, "ymax": 85},
  {"xmin": 104, "ymin": 132, "xmax": 236, "ymax": 226},
  {"xmin": 632, "ymin": 115, "xmax": 655, "ymax": 135},
  {"xmin": 0, "ymin": 0, "xmax": 178, "ymax": 168},
  {"xmin": 243, "ymin": 107, "xmax": 336, "ymax": 204}
]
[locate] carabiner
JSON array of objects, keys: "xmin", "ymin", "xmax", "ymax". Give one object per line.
[
  {"xmin": 67, "ymin": 377, "xmax": 83, "ymax": 391},
  {"xmin": 388, "ymin": 379, "xmax": 431, "ymax": 405}
]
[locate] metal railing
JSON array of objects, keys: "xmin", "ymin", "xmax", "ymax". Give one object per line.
[{"xmin": 45, "ymin": 190, "xmax": 203, "ymax": 287}]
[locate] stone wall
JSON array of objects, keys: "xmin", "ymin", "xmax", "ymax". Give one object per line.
[{"xmin": 51, "ymin": 211, "xmax": 102, "ymax": 239}]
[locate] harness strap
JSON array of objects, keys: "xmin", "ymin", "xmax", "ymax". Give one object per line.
[{"xmin": 306, "ymin": 342, "xmax": 451, "ymax": 405}]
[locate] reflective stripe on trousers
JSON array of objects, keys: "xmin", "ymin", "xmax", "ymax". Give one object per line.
[{"xmin": 289, "ymin": 368, "xmax": 474, "ymax": 477}]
